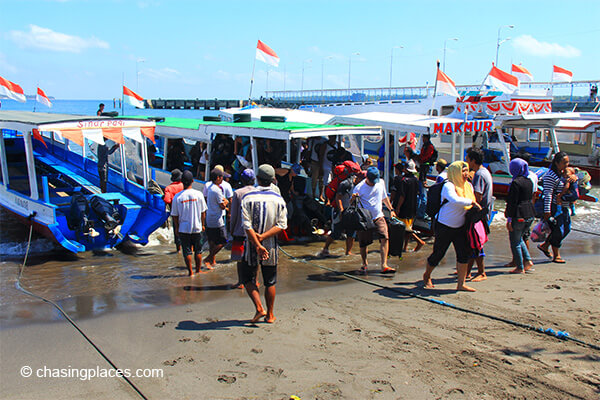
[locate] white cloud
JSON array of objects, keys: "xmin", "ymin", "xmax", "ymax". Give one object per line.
[
  {"xmin": 143, "ymin": 67, "xmax": 181, "ymax": 80},
  {"xmin": 8, "ymin": 25, "xmax": 109, "ymax": 53},
  {"xmin": 512, "ymin": 35, "xmax": 581, "ymax": 58}
]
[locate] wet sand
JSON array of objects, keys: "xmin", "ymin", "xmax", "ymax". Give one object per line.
[{"xmin": 1, "ymin": 212, "xmax": 600, "ymax": 398}]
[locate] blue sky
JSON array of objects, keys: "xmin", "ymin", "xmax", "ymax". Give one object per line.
[{"xmin": 1, "ymin": 0, "xmax": 598, "ymax": 99}]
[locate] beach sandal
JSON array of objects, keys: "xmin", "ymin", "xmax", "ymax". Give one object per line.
[
  {"xmin": 358, "ymin": 266, "xmax": 368, "ymax": 275},
  {"xmin": 537, "ymin": 245, "xmax": 551, "ymax": 258},
  {"xmin": 381, "ymin": 267, "xmax": 396, "ymax": 274},
  {"xmin": 552, "ymin": 258, "xmax": 566, "ymax": 264},
  {"xmin": 509, "ymin": 268, "xmax": 524, "ymax": 274}
]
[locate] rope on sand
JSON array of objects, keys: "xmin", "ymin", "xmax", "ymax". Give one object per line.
[
  {"xmin": 279, "ymin": 248, "xmax": 600, "ymax": 352},
  {"xmin": 15, "ymin": 214, "xmax": 149, "ymax": 400}
]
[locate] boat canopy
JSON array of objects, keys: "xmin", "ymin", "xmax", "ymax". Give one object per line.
[
  {"xmin": 219, "ymin": 107, "xmax": 336, "ymax": 124},
  {"xmin": 331, "ymin": 112, "xmax": 469, "ymax": 135}
]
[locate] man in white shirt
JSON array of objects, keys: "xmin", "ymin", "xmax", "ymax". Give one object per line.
[
  {"xmin": 171, "ymin": 170, "xmax": 207, "ymax": 276},
  {"xmin": 204, "ymin": 168, "xmax": 229, "ymax": 269},
  {"xmin": 352, "ymin": 167, "xmax": 397, "ymax": 274}
]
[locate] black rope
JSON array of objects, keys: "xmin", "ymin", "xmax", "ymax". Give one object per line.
[
  {"xmin": 279, "ymin": 247, "xmax": 600, "ymax": 352},
  {"xmin": 16, "ymin": 215, "xmax": 149, "ymax": 400}
]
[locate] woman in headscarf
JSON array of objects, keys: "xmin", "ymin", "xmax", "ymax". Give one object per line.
[
  {"xmin": 537, "ymin": 152, "xmax": 573, "ymax": 263},
  {"xmin": 505, "ymin": 158, "xmax": 536, "ymax": 274},
  {"xmin": 423, "ymin": 161, "xmax": 482, "ymax": 292}
]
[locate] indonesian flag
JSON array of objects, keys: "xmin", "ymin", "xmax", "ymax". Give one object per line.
[
  {"xmin": 36, "ymin": 87, "xmax": 52, "ymax": 108},
  {"xmin": 436, "ymin": 69, "xmax": 459, "ymax": 97},
  {"xmin": 0, "ymin": 76, "xmax": 26, "ymax": 102},
  {"xmin": 483, "ymin": 65, "xmax": 519, "ymax": 94},
  {"xmin": 255, "ymin": 40, "xmax": 279, "ymax": 67},
  {"xmin": 552, "ymin": 65, "xmax": 573, "ymax": 83},
  {"xmin": 511, "ymin": 64, "xmax": 533, "ymax": 83},
  {"xmin": 123, "ymin": 86, "xmax": 145, "ymax": 109}
]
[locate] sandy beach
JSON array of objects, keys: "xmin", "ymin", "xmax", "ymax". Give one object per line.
[{"xmin": 1, "ymin": 224, "xmax": 599, "ymax": 399}]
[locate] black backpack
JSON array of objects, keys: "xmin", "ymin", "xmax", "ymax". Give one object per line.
[{"xmin": 425, "ymin": 179, "xmax": 447, "ymax": 219}]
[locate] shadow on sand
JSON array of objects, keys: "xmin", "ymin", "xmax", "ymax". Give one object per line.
[{"xmin": 175, "ymin": 319, "xmax": 257, "ymax": 331}]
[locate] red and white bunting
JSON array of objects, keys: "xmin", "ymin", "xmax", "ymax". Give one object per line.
[
  {"xmin": 36, "ymin": 87, "xmax": 52, "ymax": 108},
  {"xmin": 0, "ymin": 75, "xmax": 26, "ymax": 102},
  {"xmin": 552, "ymin": 65, "xmax": 573, "ymax": 83},
  {"xmin": 483, "ymin": 65, "xmax": 519, "ymax": 94},
  {"xmin": 256, "ymin": 40, "xmax": 280, "ymax": 67},
  {"xmin": 511, "ymin": 64, "xmax": 533, "ymax": 83},
  {"xmin": 123, "ymin": 86, "xmax": 145, "ymax": 109},
  {"xmin": 38, "ymin": 119, "xmax": 156, "ymax": 146},
  {"xmin": 436, "ymin": 69, "xmax": 459, "ymax": 97}
]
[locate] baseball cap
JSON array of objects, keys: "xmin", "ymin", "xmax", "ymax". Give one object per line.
[
  {"xmin": 240, "ymin": 168, "xmax": 255, "ymax": 184},
  {"xmin": 366, "ymin": 166, "xmax": 380, "ymax": 183},
  {"xmin": 181, "ymin": 170, "xmax": 194, "ymax": 186},
  {"xmin": 170, "ymin": 168, "xmax": 182, "ymax": 182},
  {"xmin": 257, "ymin": 164, "xmax": 276, "ymax": 182}
]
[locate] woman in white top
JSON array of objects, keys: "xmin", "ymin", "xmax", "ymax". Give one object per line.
[{"xmin": 423, "ymin": 161, "xmax": 482, "ymax": 292}]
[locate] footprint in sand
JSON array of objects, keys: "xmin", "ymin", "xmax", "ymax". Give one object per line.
[
  {"xmin": 179, "ymin": 338, "xmax": 191, "ymax": 342},
  {"xmin": 251, "ymin": 348, "xmax": 263, "ymax": 354},
  {"xmin": 263, "ymin": 366, "xmax": 284, "ymax": 377},
  {"xmin": 155, "ymin": 321, "xmax": 174, "ymax": 328},
  {"xmin": 217, "ymin": 375, "xmax": 236, "ymax": 384},
  {"xmin": 194, "ymin": 334, "xmax": 211, "ymax": 343},
  {"xmin": 242, "ymin": 329, "xmax": 254, "ymax": 335}
]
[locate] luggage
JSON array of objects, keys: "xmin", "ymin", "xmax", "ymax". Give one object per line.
[
  {"xmin": 89, "ymin": 195, "xmax": 121, "ymax": 231},
  {"xmin": 387, "ymin": 218, "xmax": 406, "ymax": 257},
  {"xmin": 67, "ymin": 193, "xmax": 91, "ymax": 232}
]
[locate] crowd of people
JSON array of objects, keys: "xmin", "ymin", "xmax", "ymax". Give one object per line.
[{"xmin": 160, "ymin": 133, "xmax": 578, "ymax": 322}]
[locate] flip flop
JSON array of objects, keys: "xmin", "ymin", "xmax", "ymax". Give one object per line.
[
  {"xmin": 381, "ymin": 267, "xmax": 396, "ymax": 274},
  {"xmin": 358, "ymin": 266, "xmax": 368, "ymax": 275},
  {"xmin": 552, "ymin": 258, "xmax": 566, "ymax": 264},
  {"xmin": 537, "ymin": 245, "xmax": 551, "ymax": 258}
]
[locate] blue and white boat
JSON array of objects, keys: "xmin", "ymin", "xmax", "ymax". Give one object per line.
[{"xmin": 0, "ymin": 111, "xmax": 168, "ymax": 252}]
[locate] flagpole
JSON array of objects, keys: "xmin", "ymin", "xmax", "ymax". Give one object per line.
[
  {"xmin": 249, "ymin": 56, "xmax": 257, "ymax": 104},
  {"xmin": 429, "ymin": 60, "xmax": 440, "ymax": 116},
  {"xmin": 33, "ymin": 82, "xmax": 38, "ymax": 112},
  {"xmin": 121, "ymin": 73, "xmax": 124, "ymax": 116}
]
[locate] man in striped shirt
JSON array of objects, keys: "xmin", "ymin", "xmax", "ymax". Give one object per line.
[{"xmin": 241, "ymin": 164, "xmax": 288, "ymax": 323}]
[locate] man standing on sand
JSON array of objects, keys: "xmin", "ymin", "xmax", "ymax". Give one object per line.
[
  {"xmin": 352, "ymin": 166, "xmax": 397, "ymax": 275},
  {"xmin": 204, "ymin": 168, "xmax": 230, "ymax": 269},
  {"xmin": 171, "ymin": 170, "xmax": 207, "ymax": 277},
  {"xmin": 97, "ymin": 139, "xmax": 119, "ymax": 193},
  {"xmin": 163, "ymin": 169, "xmax": 184, "ymax": 253},
  {"xmin": 241, "ymin": 164, "xmax": 287, "ymax": 323},
  {"xmin": 466, "ymin": 147, "xmax": 493, "ymax": 282}
]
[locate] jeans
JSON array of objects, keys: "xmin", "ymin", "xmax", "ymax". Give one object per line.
[{"xmin": 509, "ymin": 218, "xmax": 534, "ymax": 270}]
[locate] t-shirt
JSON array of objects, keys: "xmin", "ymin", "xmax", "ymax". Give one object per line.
[
  {"xmin": 241, "ymin": 186, "xmax": 288, "ymax": 266},
  {"xmin": 395, "ymin": 174, "xmax": 419, "ymax": 219},
  {"xmin": 203, "ymin": 180, "xmax": 233, "ymax": 199},
  {"xmin": 170, "ymin": 188, "xmax": 208, "ymax": 234},
  {"xmin": 337, "ymin": 177, "xmax": 354, "ymax": 210},
  {"xmin": 472, "ymin": 166, "xmax": 493, "ymax": 216},
  {"xmin": 352, "ymin": 179, "xmax": 388, "ymax": 220},
  {"xmin": 206, "ymin": 183, "xmax": 226, "ymax": 228},
  {"xmin": 435, "ymin": 170, "xmax": 447, "ymax": 184}
]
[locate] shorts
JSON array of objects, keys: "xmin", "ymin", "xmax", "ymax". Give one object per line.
[
  {"xmin": 231, "ymin": 235, "xmax": 245, "ymax": 261},
  {"xmin": 239, "ymin": 260, "xmax": 277, "ymax": 287},
  {"xmin": 358, "ymin": 216, "xmax": 389, "ymax": 248},
  {"xmin": 179, "ymin": 232, "xmax": 203, "ymax": 256},
  {"xmin": 206, "ymin": 226, "xmax": 228, "ymax": 245},
  {"xmin": 330, "ymin": 209, "xmax": 356, "ymax": 241}
]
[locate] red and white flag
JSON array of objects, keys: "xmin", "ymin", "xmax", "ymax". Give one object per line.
[
  {"xmin": 36, "ymin": 87, "xmax": 52, "ymax": 108},
  {"xmin": 483, "ymin": 65, "xmax": 519, "ymax": 94},
  {"xmin": 552, "ymin": 65, "xmax": 572, "ymax": 83},
  {"xmin": 123, "ymin": 86, "xmax": 145, "ymax": 109},
  {"xmin": 511, "ymin": 64, "xmax": 533, "ymax": 83},
  {"xmin": 255, "ymin": 40, "xmax": 280, "ymax": 67},
  {"xmin": 0, "ymin": 76, "xmax": 26, "ymax": 102},
  {"xmin": 436, "ymin": 69, "xmax": 459, "ymax": 97}
]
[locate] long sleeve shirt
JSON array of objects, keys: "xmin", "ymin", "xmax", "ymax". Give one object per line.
[
  {"xmin": 505, "ymin": 176, "xmax": 535, "ymax": 221},
  {"xmin": 437, "ymin": 182, "xmax": 474, "ymax": 228},
  {"xmin": 542, "ymin": 170, "xmax": 565, "ymax": 214}
]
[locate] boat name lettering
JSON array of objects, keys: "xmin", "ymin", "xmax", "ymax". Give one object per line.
[
  {"xmin": 77, "ymin": 120, "xmax": 126, "ymax": 129},
  {"xmin": 14, "ymin": 196, "xmax": 29, "ymax": 210},
  {"xmin": 431, "ymin": 120, "xmax": 493, "ymax": 134}
]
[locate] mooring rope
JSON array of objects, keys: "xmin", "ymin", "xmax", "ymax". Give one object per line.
[
  {"xmin": 279, "ymin": 247, "xmax": 600, "ymax": 351},
  {"xmin": 15, "ymin": 214, "xmax": 149, "ymax": 400}
]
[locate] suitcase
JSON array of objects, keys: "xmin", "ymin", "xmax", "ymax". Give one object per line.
[{"xmin": 387, "ymin": 218, "xmax": 406, "ymax": 258}]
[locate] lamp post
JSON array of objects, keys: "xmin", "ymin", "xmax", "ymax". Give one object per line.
[
  {"xmin": 389, "ymin": 45, "xmax": 403, "ymax": 99},
  {"xmin": 495, "ymin": 25, "xmax": 514, "ymax": 67},
  {"xmin": 301, "ymin": 58, "xmax": 312, "ymax": 92},
  {"xmin": 443, "ymin": 38, "xmax": 458, "ymax": 72},
  {"xmin": 136, "ymin": 58, "xmax": 145, "ymax": 91},
  {"xmin": 348, "ymin": 52, "xmax": 360, "ymax": 91}
]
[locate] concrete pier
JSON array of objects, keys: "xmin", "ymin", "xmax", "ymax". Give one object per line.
[{"xmin": 145, "ymin": 99, "xmax": 243, "ymax": 110}]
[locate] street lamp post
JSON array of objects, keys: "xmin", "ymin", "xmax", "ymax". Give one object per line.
[
  {"xmin": 389, "ymin": 45, "xmax": 403, "ymax": 99},
  {"xmin": 348, "ymin": 52, "xmax": 360, "ymax": 92},
  {"xmin": 136, "ymin": 58, "xmax": 145, "ymax": 91},
  {"xmin": 443, "ymin": 38, "xmax": 458, "ymax": 72},
  {"xmin": 495, "ymin": 25, "xmax": 514, "ymax": 67},
  {"xmin": 301, "ymin": 59, "xmax": 312, "ymax": 92}
]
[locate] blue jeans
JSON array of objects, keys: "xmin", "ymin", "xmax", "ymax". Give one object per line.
[{"xmin": 509, "ymin": 218, "xmax": 534, "ymax": 270}]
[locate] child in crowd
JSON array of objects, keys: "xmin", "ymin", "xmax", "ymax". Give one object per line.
[{"xmin": 560, "ymin": 167, "xmax": 579, "ymax": 215}]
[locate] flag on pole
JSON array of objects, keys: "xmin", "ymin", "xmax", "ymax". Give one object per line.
[
  {"xmin": 123, "ymin": 86, "xmax": 145, "ymax": 109},
  {"xmin": 511, "ymin": 64, "xmax": 534, "ymax": 83},
  {"xmin": 552, "ymin": 65, "xmax": 573, "ymax": 83},
  {"xmin": 483, "ymin": 65, "xmax": 519, "ymax": 94},
  {"xmin": 436, "ymin": 69, "xmax": 459, "ymax": 97},
  {"xmin": 255, "ymin": 40, "xmax": 280, "ymax": 67},
  {"xmin": 0, "ymin": 76, "xmax": 26, "ymax": 102},
  {"xmin": 32, "ymin": 128, "xmax": 48, "ymax": 148},
  {"xmin": 36, "ymin": 87, "xmax": 52, "ymax": 108}
]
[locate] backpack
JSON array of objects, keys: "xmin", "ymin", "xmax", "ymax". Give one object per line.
[
  {"xmin": 425, "ymin": 179, "xmax": 447, "ymax": 219},
  {"xmin": 323, "ymin": 161, "xmax": 360, "ymax": 202}
]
